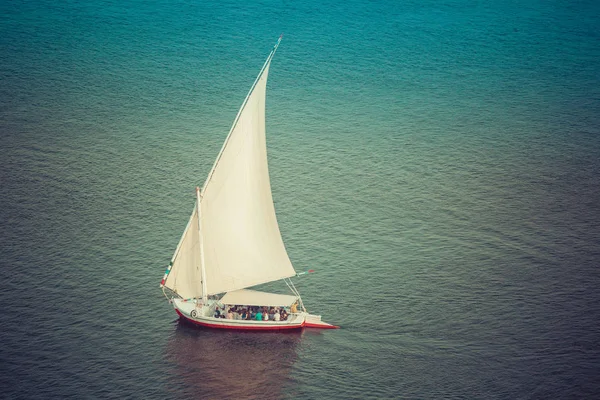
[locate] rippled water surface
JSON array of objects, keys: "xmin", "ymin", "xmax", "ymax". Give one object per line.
[{"xmin": 1, "ymin": 0, "xmax": 599, "ymax": 398}]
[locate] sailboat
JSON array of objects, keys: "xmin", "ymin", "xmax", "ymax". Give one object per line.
[{"xmin": 160, "ymin": 37, "xmax": 338, "ymax": 330}]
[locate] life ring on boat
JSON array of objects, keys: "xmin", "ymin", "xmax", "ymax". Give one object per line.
[{"xmin": 190, "ymin": 310, "xmax": 197, "ymax": 318}]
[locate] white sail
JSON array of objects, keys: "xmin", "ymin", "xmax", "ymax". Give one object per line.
[
  {"xmin": 199, "ymin": 50, "xmax": 296, "ymax": 296},
  {"xmin": 163, "ymin": 206, "xmax": 202, "ymax": 299},
  {"xmin": 165, "ymin": 40, "xmax": 296, "ymax": 299}
]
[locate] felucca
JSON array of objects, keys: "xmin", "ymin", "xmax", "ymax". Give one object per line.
[{"xmin": 160, "ymin": 36, "xmax": 338, "ymax": 330}]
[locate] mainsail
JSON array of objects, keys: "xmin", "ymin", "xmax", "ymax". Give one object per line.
[{"xmin": 163, "ymin": 38, "xmax": 296, "ymax": 299}]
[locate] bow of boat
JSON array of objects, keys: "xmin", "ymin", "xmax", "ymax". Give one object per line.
[{"xmin": 303, "ymin": 313, "xmax": 340, "ymax": 329}]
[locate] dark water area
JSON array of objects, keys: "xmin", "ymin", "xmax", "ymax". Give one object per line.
[{"xmin": 1, "ymin": 0, "xmax": 600, "ymax": 398}]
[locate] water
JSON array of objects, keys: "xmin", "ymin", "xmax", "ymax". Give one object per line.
[{"xmin": 1, "ymin": 0, "xmax": 599, "ymax": 398}]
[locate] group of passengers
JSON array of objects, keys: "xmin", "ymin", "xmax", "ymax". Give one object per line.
[{"xmin": 214, "ymin": 303, "xmax": 298, "ymax": 321}]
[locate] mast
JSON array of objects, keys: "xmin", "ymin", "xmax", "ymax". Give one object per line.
[{"xmin": 196, "ymin": 186, "xmax": 208, "ymax": 303}]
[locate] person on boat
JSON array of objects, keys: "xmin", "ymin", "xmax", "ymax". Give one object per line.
[
  {"xmin": 273, "ymin": 310, "xmax": 281, "ymax": 321},
  {"xmin": 263, "ymin": 309, "xmax": 269, "ymax": 321},
  {"xmin": 290, "ymin": 302, "xmax": 298, "ymax": 313},
  {"xmin": 255, "ymin": 309, "xmax": 263, "ymax": 321},
  {"xmin": 214, "ymin": 307, "xmax": 221, "ymax": 318},
  {"xmin": 226, "ymin": 308, "xmax": 234, "ymax": 319}
]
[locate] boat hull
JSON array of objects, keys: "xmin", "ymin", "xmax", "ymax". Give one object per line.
[
  {"xmin": 171, "ymin": 299, "xmax": 338, "ymax": 330},
  {"xmin": 175, "ymin": 309, "xmax": 305, "ymax": 331}
]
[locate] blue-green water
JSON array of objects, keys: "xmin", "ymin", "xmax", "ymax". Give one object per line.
[{"xmin": 2, "ymin": 0, "xmax": 600, "ymax": 398}]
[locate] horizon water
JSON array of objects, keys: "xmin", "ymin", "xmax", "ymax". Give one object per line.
[{"xmin": 1, "ymin": 0, "xmax": 600, "ymax": 398}]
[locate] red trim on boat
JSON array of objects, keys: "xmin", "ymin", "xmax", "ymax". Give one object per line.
[
  {"xmin": 304, "ymin": 322, "xmax": 340, "ymax": 329},
  {"xmin": 175, "ymin": 309, "xmax": 305, "ymax": 331}
]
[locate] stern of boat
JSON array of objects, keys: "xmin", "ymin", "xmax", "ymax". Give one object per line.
[{"xmin": 172, "ymin": 298, "xmax": 211, "ymax": 319}]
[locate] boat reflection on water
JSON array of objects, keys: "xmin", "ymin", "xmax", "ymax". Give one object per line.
[{"xmin": 164, "ymin": 320, "xmax": 304, "ymax": 399}]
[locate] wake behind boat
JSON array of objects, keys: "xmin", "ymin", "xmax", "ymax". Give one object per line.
[{"xmin": 160, "ymin": 36, "xmax": 338, "ymax": 331}]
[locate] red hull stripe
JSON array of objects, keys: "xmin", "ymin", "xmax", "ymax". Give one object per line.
[
  {"xmin": 175, "ymin": 309, "xmax": 304, "ymax": 331},
  {"xmin": 304, "ymin": 322, "xmax": 340, "ymax": 329}
]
